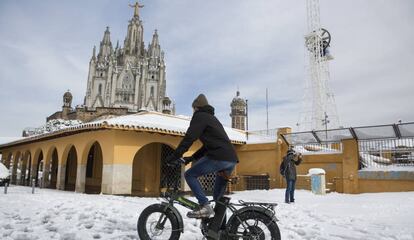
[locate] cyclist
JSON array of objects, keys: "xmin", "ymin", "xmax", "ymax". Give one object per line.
[{"xmin": 166, "ymin": 93, "xmax": 239, "ymax": 218}]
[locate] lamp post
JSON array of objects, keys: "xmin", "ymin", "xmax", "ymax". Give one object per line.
[{"xmin": 321, "ymin": 112, "xmax": 330, "ymax": 143}]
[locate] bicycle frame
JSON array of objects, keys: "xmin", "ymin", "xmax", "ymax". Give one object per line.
[{"xmin": 157, "ymin": 163, "xmax": 279, "ymax": 239}]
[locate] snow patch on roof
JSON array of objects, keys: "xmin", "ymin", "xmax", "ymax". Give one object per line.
[
  {"xmin": 1, "ymin": 111, "xmax": 275, "ymax": 147},
  {"xmin": 91, "ymin": 111, "xmax": 247, "ymax": 143},
  {"xmin": 245, "ymin": 133, "xmax": 276, "ymax": 144}
]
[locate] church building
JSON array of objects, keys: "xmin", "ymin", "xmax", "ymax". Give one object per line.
[{"xmin": 47, "ymin": 3, "xmax": 173, "ymax": 123}]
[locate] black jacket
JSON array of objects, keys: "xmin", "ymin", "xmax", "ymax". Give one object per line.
[
  {"xmin": 280, "ymin": 153, "xmax": 302, "ymax": 180},
  {"xmin": 173, "ymin": 105, "xmax": 239, "ymax": 162}
]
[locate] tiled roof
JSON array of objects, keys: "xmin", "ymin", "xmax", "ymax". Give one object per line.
[{"xmin": 0, "ymin": 111, "xmax": 247, "ymax": 148}]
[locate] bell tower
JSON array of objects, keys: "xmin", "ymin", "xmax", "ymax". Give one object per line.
[
  {"xmin": 230, "ymin": 91, "xmax": 247, "ymax": 130},
  {"xmin": 62, "ymin": 90, "xmax": 73, "ymax": 119}
]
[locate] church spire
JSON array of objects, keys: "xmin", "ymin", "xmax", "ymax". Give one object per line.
[
  {"xmin": 98, "ymin": 27, "xmax": 113, "ymax": 61},
  {"xmin": 124, "ymin": 3, "xmax": 144, "ymax": 56},
  {"xmin": 102, "ymin": 26, "xmax": 111, "ymax": 45},
  {"xmin": 151, "ymin": 29, "xmax": 159, "ymax": 46},
  {"xmin": 149, "ymin": 29, "xmax": 161, "ymax": 58},
  {"xmin": 91, "ymin": 45, "xmax": 96, "ymax": 62}
]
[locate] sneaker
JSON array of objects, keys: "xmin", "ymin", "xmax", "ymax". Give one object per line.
[{"xmin": 187, "ymin": 203, "xmax": 215, "ymax": 219}]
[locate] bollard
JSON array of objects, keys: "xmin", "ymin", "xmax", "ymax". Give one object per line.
[
  {"xmin": 32, "ymin": 179, "xmax": 35, "ymax": 194},
  {"xmin": 308, "ymin": 168, "xmax": 326, "ymax": 195},
  {"xmin": 4, "ymin": 182, "xmax": 8, "ymax": 194}
]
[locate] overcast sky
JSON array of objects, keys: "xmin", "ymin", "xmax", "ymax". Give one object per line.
[{"xmin": 0, "ymin": 0, "xmax": 413, "ymax": 137}]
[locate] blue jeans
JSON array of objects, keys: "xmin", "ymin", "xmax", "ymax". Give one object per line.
[
  {"xmin": 285, "ymin": 179, "xmax": 296, "ymax": 203},
  {"xmin": 185, "ymin": 156, "xmax": 236, "ymax": 205}
]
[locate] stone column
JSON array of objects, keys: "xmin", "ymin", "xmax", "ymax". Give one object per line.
[
  {"xmin": 10, "ymin": 154, "xmax": 18, "ymax": 184},
  {"xmin": 342, "ymin": 139, "xmax": 359, "ymax": 194},
  {"xmin": 102, "ymin": 164, "xmax": 132, "ymax": 195},
  {"xmin": 42, "ymin": 168, "xmax": 49, "ymax": 188},
  {"xmin": 42, "ymin": 151, "xmax": 51, "ymax": 188},
  {"xmin": 75, "ymin": 164, "xmax": 86, "ymax": 193},
  {"xmin": 56, "ymin": 165, "xmax": 66, "ymax": 190},
  {"xmin": 1, "ymin": 153, "xmax": 6, "ymax": 165}
]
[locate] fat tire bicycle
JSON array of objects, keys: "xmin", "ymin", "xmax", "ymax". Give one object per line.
[{"xmin": 137, "ymin": 159, "xmax": 281, "ymax": 240}]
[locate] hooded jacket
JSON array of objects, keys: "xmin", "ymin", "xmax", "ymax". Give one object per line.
[{"xmin": 173, "ymin": 105, "xmax": 239, "ymax": 162}]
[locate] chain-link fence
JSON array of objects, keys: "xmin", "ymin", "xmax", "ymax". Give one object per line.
[
  {"xmin": 199, "ymin": 173, "xmax": 216, "ymax": 195},
  {"xmin": 160, "ymin": 145, "xmax": 181, "ymax": 189}
]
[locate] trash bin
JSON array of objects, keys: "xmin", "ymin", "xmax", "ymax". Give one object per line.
[{"xmin": 308, "ymin": 168, "xmax": 326, "ymax": 195}]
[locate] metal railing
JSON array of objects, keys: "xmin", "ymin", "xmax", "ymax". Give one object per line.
[
  {"xmin": 282, "ymin": 122, "xmax": 414, "ymax": 168},
  {"xmin": 282, "ymin": 128, "xmax": 348, "ymax": 154},
  {"xmin": 292, "ymin": 142, "xmax": 342, "ymax": 154},
  {"xmin": 359, "ymin": 138, "xmax": 414, "ymax": 169},
  {"xmin": 247, "ymin": 129, "xmax": 279, "ymax": 139},
  {"xmin": 240, "ymin": 174, "xmax": 270, "ymax": 190}
]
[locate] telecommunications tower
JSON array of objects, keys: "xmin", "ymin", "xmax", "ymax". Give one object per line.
[{"xmin": 298, "ymin": 0, "xmax": 339, "ymax": 131}]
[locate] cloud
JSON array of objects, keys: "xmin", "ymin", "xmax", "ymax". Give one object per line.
[{"xmin": 0, "ymin": 0, "xmax": 413, "ymax": 137}]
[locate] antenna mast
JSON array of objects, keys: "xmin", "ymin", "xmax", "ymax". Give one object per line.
[
  {"xmin": 266, "ymin": 88, "xmax": 269, "ymax": 134},
  {"xmin": 298, "ymin": 0, "xmax": 339, "ymax": 131}
]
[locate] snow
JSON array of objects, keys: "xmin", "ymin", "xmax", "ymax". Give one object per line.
[
  {"xmin": 92, "ymin": 111, "xmax": 247, "ymax": 143},
  {"xmin": 0, "ymin": 112, "xmax": 252, "ymax": 147},
  {"xmin": 23, "ymin": 119, "xmax": 83, "ymax": 137},
  {"xmin": 293, "ymin": 145, "xmax": 341, "ymax": 155},
  {"xmin": 360, "ymin": 153, "xmax": 392, "ymax": 167},
  {"xmin": 360, "ymin": 165, "xmax": 414, "ymax": 172},
  {"xmin": 245, "ymin": 133, "xmax": 277, "ymax": 144},
  {"xmin": 1, "ymin": 186, "xmax": 414, "ymax": 240},
  {"xmin": 308, "ymin": 168, "xmax": 326, "ymax": 175},
  {"xmin": 0, "ymin": 163, "xmax": 10, "ymax": 178}
]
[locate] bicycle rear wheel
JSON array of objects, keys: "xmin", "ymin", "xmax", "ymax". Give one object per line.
[
  {"xmin": 227, "ymin": 210, "xmax": 281, "ymax": 240},
  {"xmin": 137, "ymin": 204, "xmax": 181, "ymax": 240}
]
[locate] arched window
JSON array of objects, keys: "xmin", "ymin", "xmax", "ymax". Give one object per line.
[
  {"xmin": 150, "ymin": 86, "xmax": 154, "ymax": 96},
  {"xmin": 98, "ymin": 84, "xmax": 102, "ymax": 95}
]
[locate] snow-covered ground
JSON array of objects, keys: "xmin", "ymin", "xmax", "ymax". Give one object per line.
[{"xmin": 1, "ymin": 186, "xmax": 414, "ymax": 240}]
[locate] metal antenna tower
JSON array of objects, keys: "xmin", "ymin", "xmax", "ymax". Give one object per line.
[{"xmin": 298, "ymin": 0, "xmax": 340, "ymax": 131}]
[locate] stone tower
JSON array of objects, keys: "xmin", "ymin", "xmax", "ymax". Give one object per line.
[
  {"xmin": 230, "ymin": 91, "xmax": 247, "ymax": 130},
  {"xmin": 62, "ymin": 90, "xmax": 73, "ymax": 118},
  {"xmin": 84, "ymin": 2, "xmax": 172, "ymax": 113}
]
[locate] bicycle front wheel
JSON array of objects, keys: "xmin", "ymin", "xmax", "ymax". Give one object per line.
[
  {"xmin": 227, "ymin": 210, "xmax": 281, "ymax": 240},
  {"xmin": 137, "ymin": 204, "xmax": 181, "ymax": 240}
]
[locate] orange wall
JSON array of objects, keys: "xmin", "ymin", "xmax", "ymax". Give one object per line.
[{"xmin": 359, "ymin": 179, "xmax": 414, "ymax": 193}]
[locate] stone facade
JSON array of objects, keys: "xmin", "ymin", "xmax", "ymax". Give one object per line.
[
  {"xmin": 230, "ymin": 91, "xmax": 247, "ymax": 130},
  {"xmin": 4, "ymin": 126, "xmax": 408, "ymax": 195},
  {"xmin": 47, "ymin": 3, "xmax": 173, "ymax": 123},
  {"xmin": 47, "ymin": 92, "xmax": 130, "ymax": 122}
]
